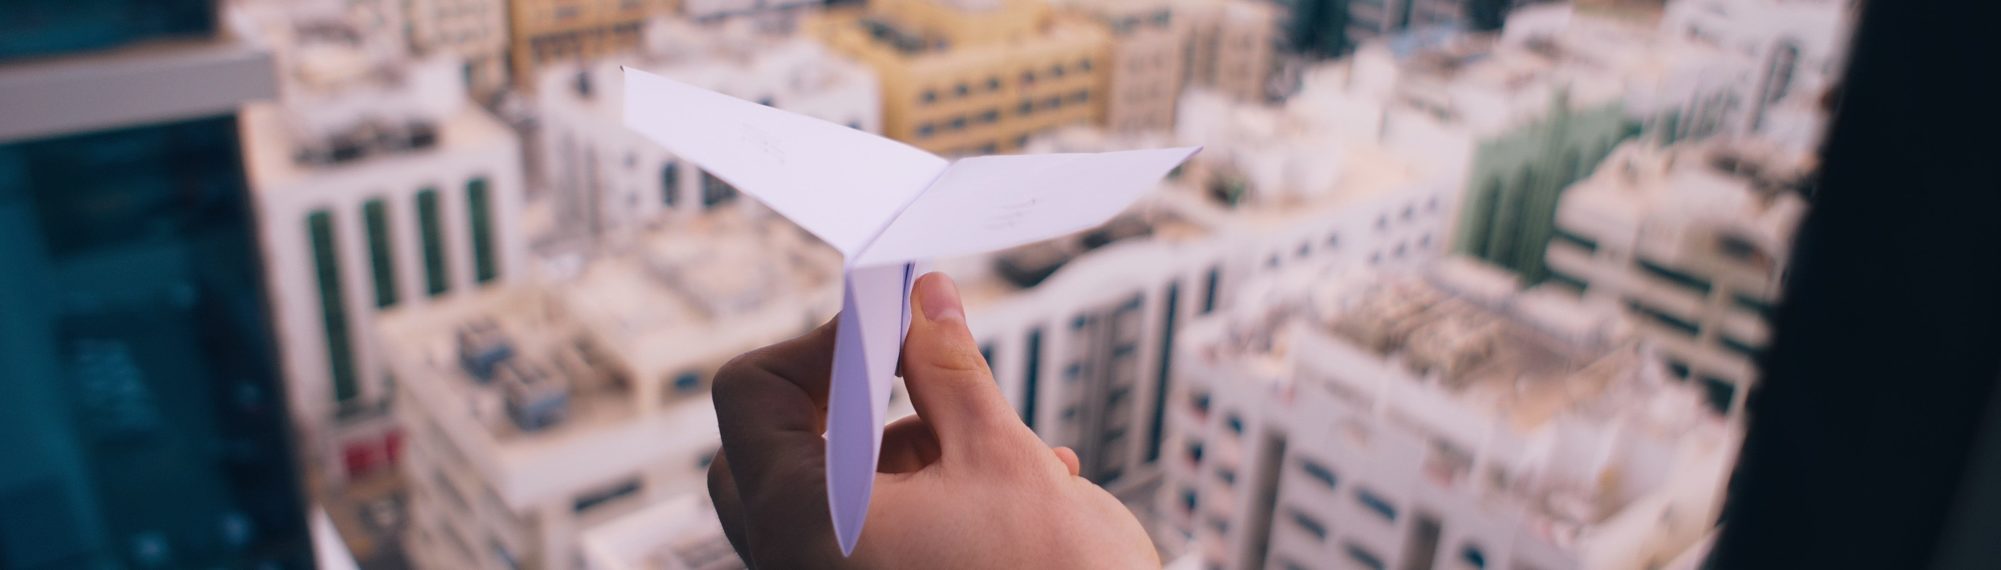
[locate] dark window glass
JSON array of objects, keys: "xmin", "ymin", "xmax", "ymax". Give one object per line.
[
  {"xmin": 1023, "ymin": 328, "xmax": 1042, "ymax": 429},
  {"xmin": 1547, "ymin": 269, "xmax": 1588, "ymax": 293},
  {"xmin": 1302, "ymin": 460, "xmax": 1337, "ymax": 488},
  {"xmin": 467, "ymin": 177, "xmax": 498, "ymax": 284},
  {"xmin": 363, "ymin": 199, "xmax": 399, "ymax": 308},
  {"xmin": 1637, "ymin": 257, "xmax": 1713, "ymax": 295},
  {"xmin": 1702, "ymin": 375, "xmax": 1736, "ymax": 414},
  {"xmin": 1202, "ymin": 266, "xmax": 1221, "ymax": 314},
  {"xmin": 1461, "ymin": 544, "xmax": 1488, "ymax": 569},
  {"xmin": 417, "ymin": 189, "xmax": 450, "ymax": 296},
  {"xmin": 673, "ymin": 372, "xmax": 702, "ymax": 393},
  {"xmin": 1345, "ymin": 543, "xmax": 1386, "ymax": 570},
  {"xmin": 1630, "ymin": 300, "xmax": 1702, "ymax": 336},
  {"xmin": 0, "ymin": 0, "xmax": 213, "ymax": 62},
  {"xmin": 1552, "ymin": 226, "xmax": 1599, "ymax": 252},
  {"xmin": 1291, "ymin": 510, "xmax": 1328, "ymax": 540},
  {"xmin": 1721, "ymin": 335, "xmax": 1762, "ymax": 360},
  {"xmin": 1146, "ymin": 283, "xmax": 1179, "ymax": 463},
  {"xmin": 309, "ymin": 211, "xmax": 360, "ymax": 404},
  {"xmin": 572, "ymin": 478, "xmax": 643, "ymax": 513},
  {"xmin": 1356, "ymin": 488, "xmax": 1398, "ymax": 521},
  {"xmin": 701, "ymin": 170, "xmax": 739, "ymax": 207},
  {"xmin": 661, "ymin": 163, "xmax": 680, "ymax": 206}
]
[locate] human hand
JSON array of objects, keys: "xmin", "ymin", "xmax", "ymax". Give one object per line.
[{"xmin": 706, "ymin": 272, "xmax": 1160, "ymax": 568}]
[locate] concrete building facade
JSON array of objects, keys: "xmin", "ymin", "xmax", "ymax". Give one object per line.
[
  {"xmin": 535, "ymin": 19, "xmax": 881, "ymax": 245},
  {"xmin": 813, "ymin": 0, "xmax": 1112, "ymax": 154},
  {"xmin": 237, "ymin": 10, "xmax": 528, "ymax": 485},
  {"xmin": 408, "ymin": 0, "xmax": 511, "ymax": 94},
  {"xmin": 1159, "ymin": 258, "xmax": 1739, "ymax": 570},
  {"xmin": 505, "ymin": 0, "xmax": 653, "ymax": 90},
  {"xmin": 1543, "ymin": 140, "xmax": 1809, "ymax": 417},
  {"xmin": 384, "ymin": 211, "xmax": 853, "ymax": 570},
  {"xmin": 1066, "ymin": 0, "xmax": 1189, "ymax": 132},
  {"xmin": 1177, "ymin": 0, "xmax": 1279, "ymax": 102}
]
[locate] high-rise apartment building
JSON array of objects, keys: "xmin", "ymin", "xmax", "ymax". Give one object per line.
[
  {"xmin": 0, "ymin": 0, "xmax": 312, "ymax": 567},
  {"xmin": 1543, "ymin": 140, "xmax": 1810, "ymax": 416},
  {"xmin": 812, "ymin": 0, "xmax": 1113, "ymax": 154},
  {"xmin": 236, "ymin": 11, "xmax": 528, "ymax": 487},
  {"xmin": 1159, "ymin": 258, "xmax": 1739, "ymax": 570},
  {"xmin": 536, "ymin": 19, "xmax": 881, "ymax": 244},
  {"xmin": 506, "ymin": 0, "xmax": 653, "ymax": 90},
  {"xmin": 1176, "ymin": 0, "xmax": 1279, "ymax": 102},
  {"xmin": 1344, "ymin": 0, "xmax": 1464, "ymax": 46},
  {"xmin": 1064, "ymin": 0, "xmax": 1188, "ymax": 132},
  {"xmin": 383, "ymin": 210, "xmax": 868, "ymax": 570},
  {"xmin": 1658, "ymin": 0, "xmax": 1851, "ymax": 136},
  {"xmin": 408, "ymin": 0, "xmax": 511, "ymax": 93}
]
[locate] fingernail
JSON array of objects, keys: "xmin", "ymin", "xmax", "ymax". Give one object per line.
[{"xmin": 916, "ymin": 273, "xmax": 964, "ymax": 323}]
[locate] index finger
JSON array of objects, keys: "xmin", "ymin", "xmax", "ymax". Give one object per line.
[{"xmin": 712, "ymin": 318, "xmax": 837, "ymax": 493}]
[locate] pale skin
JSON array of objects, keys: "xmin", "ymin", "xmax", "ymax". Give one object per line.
[{"xmin": 706, "ymin": 272, "xmax": 1161, "ymax": 568}]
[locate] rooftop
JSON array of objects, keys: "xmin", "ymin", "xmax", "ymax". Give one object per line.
[
  {"xmin": 1558, "ymin": 140, "xmax": 1811, "ymax": 266},
  {"xmin": 580, "ymin": 493, "xmax": 741, "ymax": 570},
  {"xmin": 1186, "ymin": 258, "xmax": 1733, "ymax": 545},
  {"xmin": 375, "ymin": 209, "xmax": 840, "ymax": 507}
]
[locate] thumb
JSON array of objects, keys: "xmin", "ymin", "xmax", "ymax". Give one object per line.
[{"xmin": 902, "ymin": 272, "xmax": 1031, "ymax": 453}]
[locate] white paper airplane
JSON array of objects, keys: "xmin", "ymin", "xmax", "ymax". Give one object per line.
[{"xmin": 621, "ymin": 67, "xmax": 1199, "ymax": 556}]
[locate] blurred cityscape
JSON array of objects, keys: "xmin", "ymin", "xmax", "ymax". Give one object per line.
[{"xmin": 0, "ymin": 0, "xmax": 1851, "ymax": 568}]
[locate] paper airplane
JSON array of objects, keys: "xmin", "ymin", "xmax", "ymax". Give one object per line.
[{"xmin": 622, "ymin": 67, "xmax": 1198, "ymax": 556}]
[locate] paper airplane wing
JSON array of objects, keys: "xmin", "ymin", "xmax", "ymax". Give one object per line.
[
  {"xmin": 853, "ymin": 147, "xmax": 1202, "ymax": 267},
  {"xmin": 621, "ymin": 68, "xmax": 948, "ymax": 256},
  {"xmin": 825, "ymin": 262, "xmax": 913, "ymax": 556}
]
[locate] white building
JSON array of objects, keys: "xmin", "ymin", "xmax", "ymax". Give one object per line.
[
  {"xmin": 1543, "ymin": 139, "xmax": 1810, "ymax": 417},
  {"xmin": 942, "ymin": 86, "xmax": 1454, "ymax": 506},
  {"xmin": 1658, "ymin": 0, "xmax": 1852, "ymax": 139},
  {"xmin": 383, "ymin": 210, "xmax": 895, "ymax": 570},
  {"xmin": 407, "ymin": 0, "xmax": 512, "ymax": 93},
  {"xmin": 534, "ymin": 19, "xmax": 879, "ymax": 245},
  {"xmin": 1159, "ymin": 258, "xmax": 1740, "ymax": 570},
  {"xmin": 579, "ymin": 493, "xmax": 740, "ymax": 570},
  {"xmin": 235, "ymin": 11, "xmax": 528, "ymax": 485}
]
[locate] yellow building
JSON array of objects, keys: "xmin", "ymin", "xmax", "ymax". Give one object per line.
[
  {"xmin": 505, "ymin": 0, "xmax": 658, "ymax": 90},
  {"xmin": 813, "ymin": 0, "xmax": 1112, "ymax": 154}
]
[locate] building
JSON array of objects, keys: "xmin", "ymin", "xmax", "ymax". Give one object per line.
[
  {"xmin": 578, "ymin": 493, "xmax": 739, "ymax": 570},
  {"xmin": 1159, "ymin": 258, "xmax": 1739, "ymax": 570},
  {"xmin": 236, "ymin": 10, "xmax": 529, "ymax": 486},
  {"xmin": 384, "ymin": 210, "xmax": 882, "ymax": 570},
  {"xmin": 1658, "ymin": 0, "xmax": 1852, "ymax": 136},
  {"xmin": 681, "ymin": 0, "xmax": 820, "ymax": 27},
  {"xmin": 1176, "ymin": 0, "xmax": 1279, "ymax": 102},
  {"xmin": 1543, "ymin": 140, "xmax": 1810, "ymax": 417},
  {"xmin": 408, "ymin": 0, "xmax": 512, "ymax": 94},
  {"xmin": 812, "ymin": 0, "xmax": 1113, "ymax": 154},
  {"xmin": 505, "ymin": 0, "xmax": 653, "ymax": 90},
  {"xmin": 1062, "ymin": 0, "xmax": 1188, "ymax": 132},
  {"xmin": 1344, "ymin": 0, "xmax": 1465, "ymax": 47},
  {"xmin": 944, "ymin": 86, "xmax": 1452, "ymax": 508},
  {"xmin": 0, "ymin": 0, "xmax": 312, "ymax": 566},
  {"xmin": 536, "ymin": 19, "xmax": 880, "ymax": 244}
]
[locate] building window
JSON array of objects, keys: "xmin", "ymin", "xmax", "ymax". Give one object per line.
[
  {"xmin": 1017, "ymin": 100, "xmax": 1035, "ymax": 116},
  {"xmin": 673, "ymin": 371, "xmax": 702, "ymax": 393},
  {"xmin": 1225, "ymin": 413, "xmax": 1244, "ymax": 435},
  {"xmin": 979, "ymin": 109, "xmax": 1000, "ymax": 123},
  {"xmin": 1045, "ymin": 96, "xmax": 1063, "ymax": 110},
  {"xmin": 1147, "ymin": 282, "xmax": 1179, "ymax": 463},
  {"xmin": 1181, "ymin": 488, "xmax": 1198, "ymax": 513},
  {"xmin": 917, "ymin": 122, "xmax": 935, "ymax": 138},
  {"xmin": 1023, "ymin": 328, "xmax": 1042, "ymax": 429},
  {"xmin": 661, "ymin": 163, "xmax": 680, "ymax": 206},
  {"xmin": 1080, "ymin": 57, "xmax": 1095, "ymax": 71},
  {"xmin": 1021, "ymin": 70, "xmax": 1037, "ymax": 84},
  {"xmin": 1291, "ymin": 509, "xmax": 1328, "ymax": 540},
  {"xmin": 987, "ymin": 76, "xmax": 1002, "ymax": 91},
  {"xmin": 1732, "ymin": 292, "xmax": 1774, "ymax": 318},
  {"xmin": 1461, "ymin": 544, "xmax": 1488, "ymax": 569},
  {"xmin": 948, "ymin": 116, "xmax": 967, "ymax": 131},
  {"xmin": 1720, "ymin": 335, "xmax": 1762, "ymax": 360},
  {"xmin": 1552, "ymin": 226, "xmax": 1598, "ymax": 253},
  {"xmin": 1345, "ymin": 543, "xmax": 1387, "ymax": 570},
  {"xmin": 309, "ymin": 211, "xmax": 359, "ymax": 405},
  {"xmin": 1701, "ymin": 375, "xmax": 1735, "ymax": 414},
  {"xmin": 1070, "ymin": 90, "xmax": 1089, "ymax": 103},
  {"xmin": 1216, "ymin": 467, "xmax": 1236, "ymax": 486},
  {"xmin": 1630, "ymin": 300, "xmax": 1702, "ymax": 337},
  {"xmin": 701, "ymin": 170, "xmax": 739, "ymax": 207},
  {"xmin": 362, "ymin": 199, "xmax": 398, "ymax": 308},
  {"xmin": 1356, "ymin": 488, "xmax": 1398, "ymax": 521},
  {"xmin": 1301, "ymin": 460, "xmax": 1337, "ymax": 488},
  {"xmin": 1548, "ymin": 269, "xmax": 1589, "ymax": 294},
  {"xmin": 467, "ymin": 177, "xmax": 499, "ymax": 284},
  {"xmin": 1051, "ymin": 63, "xmax": 1066, "ymax": 77},
  {"xmin": 416, "ymin": 188, "xmax": 450, "ymax": 296},
  {"xmin": 920, "ymin": 89, "xmax": 937, "ymax": 104},
  {"xmin": 1667, "ymin": 359, "xmax": 1692, "ymax": 379},
  {"xmin": 573, "ymin": 478, "xmax": 643, "ymax": 514},
  {"xmin": 1202, "ymin": 265, "xmax": 1221, "ymax": 314},
  {"xmin": 1187, "ymin": 441, "xmax": 1205, "ymax": 464}
]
